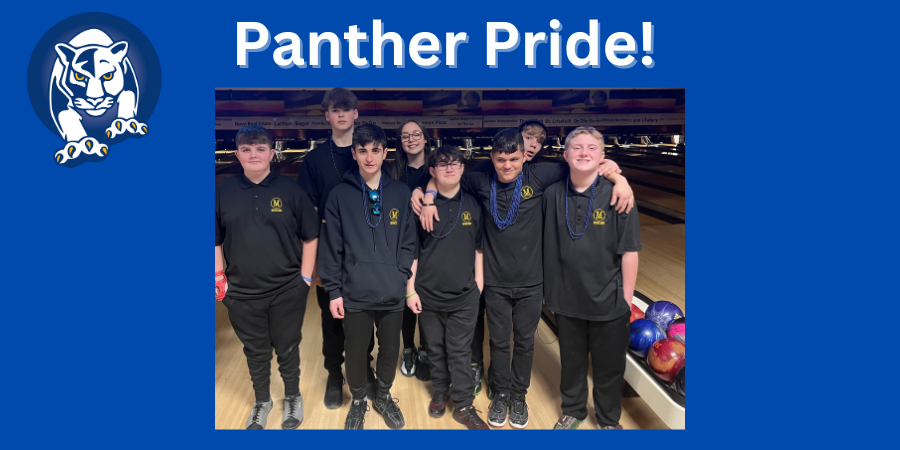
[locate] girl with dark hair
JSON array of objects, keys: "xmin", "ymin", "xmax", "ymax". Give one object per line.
[{"xmin": 389, "ymin": 119, "xmax": 434, "ymax": 381}]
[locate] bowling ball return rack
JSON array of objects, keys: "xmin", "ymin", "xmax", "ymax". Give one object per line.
[{"xmin": 541, "ymin": 291, "xmax": 685, "ymax": 430}]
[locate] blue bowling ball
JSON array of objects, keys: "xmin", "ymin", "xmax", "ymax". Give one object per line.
[
  {"xmin": 645, "ymin": 301, "xmax": 684, "ymax": 331},
  {"xmin": 629, "ymin": 319, "xmax": 667, "ymax": 359}
]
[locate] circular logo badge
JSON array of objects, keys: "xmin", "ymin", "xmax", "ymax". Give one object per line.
[
  {"xmin": 521, "ymin": 186, "xmax": 534, "ymax": 199},
  {"xmin": 27, "ymin": 12, "xmax": 161, "ymax": 167}
]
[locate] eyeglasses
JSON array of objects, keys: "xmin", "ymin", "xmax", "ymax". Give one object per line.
[
  {"xmin": 435, "ymin": 161, "xmax": 463, "ymax": 171},
  {"xmin": 369, "ymin": 190, "xmax": 381, "ymax": 215},
  {"xmin": 400, "ymin": 131, "xmax": 423, "ymax": 142}
]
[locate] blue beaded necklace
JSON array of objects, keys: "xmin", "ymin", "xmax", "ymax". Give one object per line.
[
  {"xmin": 430, "ymin": 189, "xmax": 464, "ymax": 239},
  {"xmin": 359, "ymin": 171, "xmax": 383, "ymax": 229},
  {"xmin": 490, "ymin": 172, "xmax": 523, "ymax": 230},
  {"xmin": 565, "ymin": 175, "xmax": 597, "ymax": 240}
]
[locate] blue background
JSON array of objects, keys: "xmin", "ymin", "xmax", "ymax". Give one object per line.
[{"xmin": 1, "ymin": 0, "xmax": 883, "ymax": 447}]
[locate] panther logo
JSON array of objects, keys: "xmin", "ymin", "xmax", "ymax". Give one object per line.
[{"xmin": 27, "ymin": 13, "xmax": 161, "ymax": 168}]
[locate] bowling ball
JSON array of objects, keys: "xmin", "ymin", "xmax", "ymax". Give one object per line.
[
  {"xmin": 675, "ymin": 367, "xmax": 685, "ymax": 396},
  {"xmin": 629, "ymin": 319, "xmax": 667, "ymax": 359},
  {"xmin": 630, "ymin": 303, "xmax": 645, "ymax": 323},
  {"xmin": 645, "ymin": 301, "xmax": 684, "ymax": 331},
  {"xmin": 667, "ymin": 318, "xmax": 685, "ymax": 344},
  {"xmin": 648, "ymin": 338, "xmax": 686, "ymax": 383}
]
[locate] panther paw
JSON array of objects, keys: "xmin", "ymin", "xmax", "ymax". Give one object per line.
[
  {"xmin": 54, "ymin": 137, "xmax": 109, "ymax": 165},
  {"xmin": 106, "ymin": 119, "xmax": 148, "ymax": 138}
]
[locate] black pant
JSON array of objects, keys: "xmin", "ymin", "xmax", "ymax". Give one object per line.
[
  {"xmin": 471, "ymin": 291, "xmax": 486, "ymax": 365},
  {"xmin": 316, "ymin": 286, "xmax": 375, "ymax": 377},
  {"xmin": 483, "ymin": 284, "xmax": 543, "ymax": 397},
  {"xmin": 224, "ymin": 283, "xmax": 309, "ymax": 402},
  {"xmin": 419, "ymin": 295, "xmax": 478, "ymax": 408},
  {"xmin": 343, "ymin": 309, "xmax": 403, "ymax": 400},
  {"xmin": 557, "ymin": 313, "xmax": 630, "ymax": 426},
  {"xmin": 402, "ymin": 306, "xmax": 427, "ymax": 351}
]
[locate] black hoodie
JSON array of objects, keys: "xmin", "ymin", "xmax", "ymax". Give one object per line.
[{"xmin": 318, "ymin": 169, "xmax": 417, "ymax": 311}]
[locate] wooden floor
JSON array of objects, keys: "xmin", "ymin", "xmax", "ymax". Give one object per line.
[{"xmin": 215, "ymin": 217, "xmax": 685, "ymax": 430}]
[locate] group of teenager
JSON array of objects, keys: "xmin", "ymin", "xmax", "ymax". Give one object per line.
[{"xmin": 215, "ymin": 88, "xmax": 642, "ymax": 431}]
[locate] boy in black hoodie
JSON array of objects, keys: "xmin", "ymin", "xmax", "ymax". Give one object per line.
[{"xmin": 318, "ymin": 124, "xmax": 417, "ymax": 430}]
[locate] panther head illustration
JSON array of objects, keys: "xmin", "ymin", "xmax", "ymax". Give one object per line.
[{"xmin": 54, "ymin": 33, "xmax": 133, "ymax": 118}]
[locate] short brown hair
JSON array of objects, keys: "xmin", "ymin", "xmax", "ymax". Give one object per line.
[
  {"xmin": 520, "ymin": 123, "xmax": 547, "ymax": 143},
  {"xmin": 321, "ymin": 88, "xmax": 358, "ymax": 110},
  {"xmin": 235, "ymin": 125, "xmax": 273, "ymax": 149}
]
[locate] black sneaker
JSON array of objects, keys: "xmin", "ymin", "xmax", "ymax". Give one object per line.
[
  {"xmin": 415, "ymin": 347, "xmax": 431, "ymax": 381},
  {"xmin": 345, "ymin": 398, "xmax": 369, "ymax": 430},
  {"xmin": 454, "ymin": 405, "xmax": 490, "ymax": 430},
  {"xmin": 487, "ymin": 393, "xmax": 510, "ymax": 427},
  {"xmin": 324, "ymin": 373, "xmax": 344, "ymax": 409},
  {"xmin": 373, "ymin": 393, "xmax": 406, "ymax": 429},
  {"xmin": 429, "ymin": 391, "xmax": 449, "ymax": 418},
  {"xmin": 509, "ymin": 393, "xmax": 529, "ymax": 429},
  {"xmin": 366, "ymin": 366, "xmax": 378, "ymax": 399},
  {"xmin": 471, "ymin": 363, "xmax": 484, "ymax": 396},
  {"xmin": 400, "ymin": 348, "xmax": 417, "ymax": 377},
  {"xmin": 245, "ymin": 399, "xmax": 273, "ymax": 430}
]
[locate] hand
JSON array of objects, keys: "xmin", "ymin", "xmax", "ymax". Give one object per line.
[
  {"xmin": 411, "ymin": 189, "xmax": 425, "ymax": 216},
  {"xmin": 330, "ymin": 297, "xmax": 345, "ymax": 319},
  {"xmin": 407, "ymin": 294, "xmax": 422, "ymax": 314},
  {"xmin": 312, "ymin": 265, "xmax": 323, "ymax": 287},
  {"xmin": 598, "ymin": 159, "xmax": 622, "ymax": 177},
  {"xmin": 419, "ymin": 193, "xmax": 441, "ymax": 232},
  {"xmin": 611, "ymin": 180, "xmax": 635, "ymax": 214},
  {"xmin": 420, "ymin": 205, "xmax": 440, "ymax": 232},
  {"xmin": 215, "ymin": 274, "xmax": 228, "ymax": 301}
]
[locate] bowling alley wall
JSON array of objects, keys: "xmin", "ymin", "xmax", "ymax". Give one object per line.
[{"xmin": 215, "ymin": 88, "xmax": 684, "ymax": 147}]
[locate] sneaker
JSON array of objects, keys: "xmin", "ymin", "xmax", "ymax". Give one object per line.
[
  {"xmin": 429, "ymin": 391, "xmax": 449, "ymax": 418},
  {"xmin": 400, "ymin": 348, "xmax": 417, "ymax": 377},
  {"xmin": 454, "ymin": 405, "xmax": 490, "ymax": 430},
  {"xmin": 598, "ymin": 424, "xmax": 624, "ymax": 430},
  {"xmin": 487, "ymin": 393, "xmax": 510, "ymax": 427},
  {"xmin": 245, "ymin": 399, "xmax": 273, "ymax": 430},
  {"xmin": 282, "ymin": 394, "xmax": 304, "ymax": 429},
  {"xmin": 345, "ymin": 398, "xmax": 369, "ymax": 430},
  {"xmin": 366, "ymin": 366, "xmax": 378, "ymax": 399},
  {"xmin": 553, "ymin": 414, "xmax": 583, "ymax": 430},
  {"xmin": 324, "ymin": 373, "xmax": 344, "ymax": 409},
  {"xmin": 471, "ymin": 363, "xmax": 484, "ymax": 396},
  {"xmin": 415, "ymin": 347, "xmax": 431, "ymax": 381},
  {"xmin": 509, "ymin": 393, "xmax": 529, "ymax": 429},
  {"xmin": 373, "ymin": 393, "xmax": 406, "ymax": 429}
]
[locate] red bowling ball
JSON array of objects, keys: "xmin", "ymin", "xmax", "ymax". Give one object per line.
[
  {"xmin": 647, "ymin": 338, "xmax": 686, "ymax": 383},
  {"xmin": 630, "ymin": 303, "xmax": 644, "ymax": 323}
]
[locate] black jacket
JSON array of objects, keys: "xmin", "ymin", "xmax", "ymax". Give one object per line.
[{"xmin": 318, "ymin": 169, "xmax": 417, "ymax": 310}]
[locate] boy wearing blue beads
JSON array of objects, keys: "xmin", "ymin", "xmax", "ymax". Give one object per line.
[
  {"xmin": 544, "ymin": 127, "xmax": 641, "ymax": 430},
  {"xmin": 318, "ymin": 124, "xmax": 418, "ymax": 430},
  {"xmin": 417, "ymin": 128, "xmax": 634, "ymax": 428}
]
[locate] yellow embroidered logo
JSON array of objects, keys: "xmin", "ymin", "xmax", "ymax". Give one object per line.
[
  {"xmin": 462, "ymin": 211, "xmax": 473, "ymax": 226},
  {"xmin": 521, "ymin": 186, "xmax": 534, "ymax": 199},
  {"xmin": 389, "ymin": 208, "xmax": 399, "ymax": 225},
  {"xmin": 270, "ymin": 197, "xmax": 283, "ymax": 213},
  {"xmin": 593, "ymin": 208, "xmax": 606, "ymax": 225}
]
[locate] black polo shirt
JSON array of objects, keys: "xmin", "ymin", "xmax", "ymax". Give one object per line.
[
  {"xmin": 542, "ymin": 176, "xmax": 642, "ymax": 321},
  {"xmin": 298, "ymin": 138, "xmax": 355, "ymax": 213},
  {"xmin": 460, "ymin": 162, "xmax": 567, "ymax": 288},
  {"xmin": 415, "ymin": 189, "xmax": 484, "ymax": 312},
  {"xmin": 216, "ymin": 171, "xmax": 320, "ymax": 299}
]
